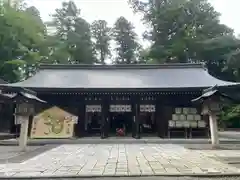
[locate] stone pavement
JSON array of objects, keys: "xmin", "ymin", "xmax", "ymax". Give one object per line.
[
  {"xmin": 0, "ymin": 146, "xmax": 41, "ymax": 163},
  {"xmin": 0, "ymin": 144, "xmax": 240, "ymax": 178},
  {"xmin": 28, "ymin": 177, "xmax": 240, "ymax": 180},
  {"xmin": 219, "ymin": 131, "xmax": 240, "ymax": 140},
  {"xmin": 1, "ymin": 136, "xmax": 240, "ymax": 146}
]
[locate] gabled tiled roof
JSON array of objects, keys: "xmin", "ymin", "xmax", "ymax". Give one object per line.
[
  {"xmin": 0, "ymin": 90, "xmax": 46, "ymax": 103},
  {"xmin": 2, "ymin": 63, "xmax": 239, "ymax": 90}
]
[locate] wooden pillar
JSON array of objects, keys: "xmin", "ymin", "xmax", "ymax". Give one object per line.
[
  {"xmin": 132, "ymin": 94, "xmax": 140, "ymax": 139},
  {"xmin": 163, "ymin": 106, "xmax": 172, "ymax": 138},
  {"xmin": 105, "ymin": 102, "xmax": 110, "ymax": 138},
  {"xmin": 156, "ymin": 96, "xmax": 162, "ymax": 138},
  {"xmin": 101, "ymin": 96, "xmax": 108, "ymax": 139},
  {"xmin": 135, "ymin": 103, "xmax": 140, "ymax": 139},
  {"xmin": 74, "ymin": 102, "xmax": 85, "ymax": 137},
  {"xmin": 27, "ymin": 115, "xmax": 33, "ymax": 137},
  {"xmin": 101, "ymin": 105, "xmax": 106, "ymax": 139},
  {"xmin": 132, "ymin": 111, "xmax": 136, "ymax": 138},
  {"xmin": 100, "ymin": 110, "xmax": 104, "ymax": 139}
]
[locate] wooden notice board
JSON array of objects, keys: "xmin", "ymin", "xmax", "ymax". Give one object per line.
[{"xmin": 30, "ymin": 106, "xmax": 78, "ymax": 139}]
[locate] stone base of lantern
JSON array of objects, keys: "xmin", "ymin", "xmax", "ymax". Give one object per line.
[
  {"xmin": 209, "ymin": 113, "xmax": 219, "ymax": 147},
  {"xmin": 18, "ymin": 116, "xmax": 29, "ymax": 151}
]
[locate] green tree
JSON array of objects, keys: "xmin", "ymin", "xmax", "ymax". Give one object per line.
[
  {"xmin": 0, "ymin": 4, "xmax": 46, "ymax": 82},
  {"xmin": 23, "ymin": 5, "xmax": 47, "ymax": 78},
  {"xmin": 199, "ymin": 35, "xmax": 240, "ymax": 81},
  {"xmin": 91, "ymin": 20, "xmax": 111, "ymax": 64},
  {"xmin": 139, "ymin": 47, "xmax": 152, "ymax": 64},
  {"xmin": 71, "ymin": 17, "xmax": 96, "ymax": 64},
  {"xmin": 129, "ymin": 0, "xmax": 238, "ymax": 72},
  {"xmin": 112, "ymin": 16, "xmax": 140, "ymax": 64},
  {"xmin": 25, "ymin": 6, "xmax": 46, "ymax": 34},
  {"xmin": 50, "ymin": 1, "xmax": 95, "ymax": 64}
]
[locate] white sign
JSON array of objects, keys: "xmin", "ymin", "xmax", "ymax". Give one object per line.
[
  {"xmin": 140, "ymin": 105, "xmax": 156, "ymax": 112},
  {"xmin": 86, "ymin": 105, "xmax": 102, "ymax": 112},
  {"xmin": 109, "ymin": 105, "xmax": 131, "ymax": 112}
]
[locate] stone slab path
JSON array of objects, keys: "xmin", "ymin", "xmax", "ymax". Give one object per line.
[{"xmin": 0, "ymin": 144, "xmax": 240, "ymax": 178}]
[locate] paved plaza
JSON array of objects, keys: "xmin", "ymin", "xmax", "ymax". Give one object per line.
[
  {"xmin": 0, "ymin": 144, "xmax": 240, "ymax": 178},
  {"xmin": 29, "ymin": 177, "xmax": 240, "ymax": 180}
]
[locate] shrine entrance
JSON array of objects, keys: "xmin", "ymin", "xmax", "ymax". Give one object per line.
[
  {"xmin": 139, "ymin": 104, "xmax": 157, "ymax": 136},
  {"xmin": 108, "ymin": 104, "xmax": 133, "ymax": 137},
  {"xmin": 85, "ymin": 105, "xmax": 102, "ymax": 136}
]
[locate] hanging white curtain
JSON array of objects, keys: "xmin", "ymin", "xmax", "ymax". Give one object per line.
[
  {"xmin": 140, "ymin": 105, "xmax": 156, "ymax": 112},
  {"xmin": 109, "ymin": 105, "xmax": 131, "ymax": 112},
  {"xmin": 86, "ymin": 105, "xmax": 102, "ymax": 112}
]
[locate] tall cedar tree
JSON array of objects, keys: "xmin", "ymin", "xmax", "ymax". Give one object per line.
[
  {"xmin": 91, "ymin": 20, "xmax": 111, "ymax": 64},
  {"xmin": 112, "ymin": 16, "xmax": 140, "ymax": 64},
  {"xmin": 50, "ymin": 1, "xmax": 95, "ymax": 64}
]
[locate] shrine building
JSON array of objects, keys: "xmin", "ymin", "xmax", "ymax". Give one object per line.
[{"xmin": 1, "ymin": 63, "xmax": 239, "ymax": 139}]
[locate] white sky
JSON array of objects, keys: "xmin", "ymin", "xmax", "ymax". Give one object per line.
[{"xmin": 25, "ymin": 0, "xmax": 240, "ymax": 40}]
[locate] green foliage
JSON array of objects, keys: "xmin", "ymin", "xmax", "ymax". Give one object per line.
[
  {"xmin": 49, "ymin": 1, "xmax": 96, "ymax": 64},
  {"xmin": 91, "ymin": 20, "xmax": 111, "ymax": 64},
  {"xmin": 0, "ymin": 59, "xmax": 25, "ymax": 82},
  {"xmin": 112, "ymin": 16, "xmax": 141, "ymax": 64},
  {"xmin": 129, "ymin": 0, "xmax": 240, "ymax": 74},
  {"xmin": 0, "ymin": 4, "xmax": 46, "ymax": 82},
  {"xmin": 219, "ymin": 104, "xmax": 240, "ymax": 128},
  {"xmin": 221, "ymin": 105, "xmax": 240, "ymax": 121}
]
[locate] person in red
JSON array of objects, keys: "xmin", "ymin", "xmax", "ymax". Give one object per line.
[
  {"xmin": 116, "ymin": 127, "xmax": 125, "ymax": 136},
  {"xmin": 116, "ymin": 113, "xmax": 125, "ymax": 136}
]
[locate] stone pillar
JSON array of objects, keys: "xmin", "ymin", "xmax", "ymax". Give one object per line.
[
  {"xmin": 209, "ymin": 113, "xmax": 219, "ymax": 147},
  {"xmin": 19, "ymin": 116, "xmax": 29, "ymax": 151}
]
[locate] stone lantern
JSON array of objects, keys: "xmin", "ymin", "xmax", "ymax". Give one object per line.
[
  {"xmin": 192, "ymin": 85, "xmax": 229, "ymax": 148},
  {"xmin": 3, "ymin": 88, "xmax": 47, "ymax": 151},
  {"xmin": 15, "ymin": 102, "xmax": 35, "ymax": 151}
]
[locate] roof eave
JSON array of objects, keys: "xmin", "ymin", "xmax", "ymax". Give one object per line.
[{"xmin": 39, "ymin": 63, "xmax": 206, "ymax": 70}]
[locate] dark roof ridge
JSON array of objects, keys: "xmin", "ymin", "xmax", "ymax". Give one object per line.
[{"xmin": 39, "ymin": 63, "xmax": 205, "ymax": 70}]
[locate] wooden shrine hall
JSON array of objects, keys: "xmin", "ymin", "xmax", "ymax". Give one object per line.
[{"xmin": 1, "ymin": 63, "xmax": 239, "ymax": 139}]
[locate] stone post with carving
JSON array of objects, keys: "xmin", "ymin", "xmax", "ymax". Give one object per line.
[
  {"xmin": 15, "ymin": 103, "xmax": 34, "ymax": 151},
  {"xmin": 202, "ymin": 98, "xmax": 221, "ymax": 147}
]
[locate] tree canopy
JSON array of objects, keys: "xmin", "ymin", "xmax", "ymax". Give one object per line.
[
  {"xmin": 91, "ymin": 20, "xmax": 111, "ymax": 64},
  {"xmin": 0, "ymin": 3, "xmax": 46, "ymax": 82},
  {"xmin": 1, "ymin": 0, "xmax": 240, "ymax": 83},
  {"xmin": 1, "ymin": 0, "xmax": 240, "ymax": 126},
  {"xmin": 112, "ymin": 16, "xmax": 141, "ymax": 64}
]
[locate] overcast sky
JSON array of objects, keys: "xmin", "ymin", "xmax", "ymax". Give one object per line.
[{"xmin": 25, "ymin": 0, "xmax": 240, "ymax": 39}]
